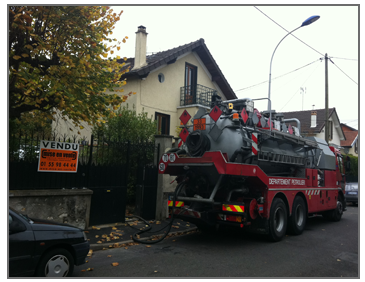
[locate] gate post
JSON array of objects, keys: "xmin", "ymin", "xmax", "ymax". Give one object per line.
[{"xmin": 154, "ymin": 134, "xmax": 175, "ymax": 221}]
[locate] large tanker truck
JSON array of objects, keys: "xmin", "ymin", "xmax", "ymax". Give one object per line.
[{"xmin": 158, "ymin": 94, "xmax": 348, "ymax": 241}]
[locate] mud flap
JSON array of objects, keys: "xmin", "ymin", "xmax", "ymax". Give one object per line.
[{"xmin": 247, "ymin": 217, "xmax": 269, "ymax": 235}]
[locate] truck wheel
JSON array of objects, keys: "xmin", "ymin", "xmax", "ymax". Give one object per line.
[
  {"xmin": 323, "ymin": 196, "xmax": 344, "ymax": 222},
  {"xmin": 287, "ymin": 196, "xmax": 307, "ymax": 235},
  {"xmin": 36, "ymin": 248, "xmax": 74, "ymax": 277},
  {"xmin": 268, "ymin": 198, "xmax": 287, "ymax": 242}
]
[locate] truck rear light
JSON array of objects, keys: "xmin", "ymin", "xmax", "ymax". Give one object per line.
[{"xmin": 226, "ymin": 215, "xmax": 242, "ymax": 222}]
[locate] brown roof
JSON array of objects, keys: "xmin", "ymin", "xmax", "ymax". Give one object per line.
[
  {"xmin": 117, "ymin": 38, "xmax": 237, "ymax": 100},
  {"xmin": 341, "ymin": 123, "xmax": 357, "ymax": 132},
  {"xmin": 278, "ymin": 108, "xmax": 336, "ymax": 134},
  {"xmin": 341, "ymin": 130, "xmax": 358, "ymax": 147}
]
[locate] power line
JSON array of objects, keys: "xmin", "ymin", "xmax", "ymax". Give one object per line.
[
  {"xmin": 330, "ymin": 56, "xmax": 358, "ymax": 61},
  {"xmin": 235, "ymin": 59, "xmax": 321, "ymax": 92},
  {"xmin": 253, "ymin": 6, "xmax": 324, "ymax": 57},
  {"xmin": 279, "ymin": 61, "xmax": 322, "ymax": 111},
  {"xmin": 330, "ymin": 59, "xmax": 358, "ymax": 85}
]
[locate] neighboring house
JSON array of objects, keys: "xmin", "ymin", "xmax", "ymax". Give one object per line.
[
  {"xmin": 278, "ymin": 108, "xmax": 345, "ymax": 148},
  {"xmin": 53, "ymin": 25, "xmax": 237, "ymax": 140},
  {"xmin": 340, "ymin": 123, "xmax": 358, "ymax": 156}
]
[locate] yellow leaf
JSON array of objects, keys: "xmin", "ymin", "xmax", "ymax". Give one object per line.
[
  {"xmin": 21, "ymin": 53, "xmax": 29, "ymax": 58},
  {"xmin": 117, "ymin": 47, "xmax": 120, "ymax": 51},
  {"xmin": 25, "ymin": 44, "xmax": 33, "ymax": 50},
  {"xmin": 112, "ymin": 262, "xmax": 119, "ymax": 266},
  {"xmin": 13, "ymin": 55, "xmax": 21, "ymax": 60},
  {"xmin": 102, "ymin": 53, "xmax": 108, "ymax": 58}
]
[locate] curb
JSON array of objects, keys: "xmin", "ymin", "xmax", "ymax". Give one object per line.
[{"xmin": 90, "ymin": 227, "xmax": 198, "ymax": 251}]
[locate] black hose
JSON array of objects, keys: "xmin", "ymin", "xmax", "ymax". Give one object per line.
[
  {"xmin": 131, "ymin": 181, "xmax": 185, "ymax": 244},
  {"xmin": 185, "ymin": 130, "xmax": 210, "ymax": 157}
]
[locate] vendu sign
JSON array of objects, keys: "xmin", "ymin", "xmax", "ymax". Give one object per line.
[{"xmin": 38, "ymin": 140, "xmax": 79, "ymax": 173}]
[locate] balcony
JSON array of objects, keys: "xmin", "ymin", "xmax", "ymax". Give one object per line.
[{"xmin": 180, "ymin": 84, "xmax": 217, "ymax": 107}]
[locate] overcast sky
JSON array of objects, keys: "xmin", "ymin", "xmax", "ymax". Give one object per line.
[{"xmin": 107, "ymin": 3, "xmax": 359, "ymax": 130}]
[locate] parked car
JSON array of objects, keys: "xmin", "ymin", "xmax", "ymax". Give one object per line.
[
  {"xmin": 9, "ymin": 207, "xmax": 90, "ymax": 277},
  {"xmin": 345, "ymin": 182, "xmax": 358, "ymax": 205}
]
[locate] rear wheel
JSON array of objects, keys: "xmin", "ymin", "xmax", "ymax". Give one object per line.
[
  {"xmin": 288, "ymin": 196, "xmax": 307, "ymax": 235},
  {"xmin": 268, "ymin": 198, "xmax": 287, "ymax": 242}
]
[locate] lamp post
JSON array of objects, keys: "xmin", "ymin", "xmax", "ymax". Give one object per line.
[{"xmin": 267, "ymin": 15, "xmax": 320, "ymax": 130}]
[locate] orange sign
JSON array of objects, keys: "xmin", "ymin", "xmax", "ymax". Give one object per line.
[
  {"xmin": 193, "ymin": 118, "xmax": 206, "ymax": 131},
  {"xmin": 38, "ymin": 141, "xmax": 79, "ymax": 173}
]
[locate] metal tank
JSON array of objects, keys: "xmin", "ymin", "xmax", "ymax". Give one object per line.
[{"xmin": 180, "ymin": 95, "xmax": 333, "ymax": 177}]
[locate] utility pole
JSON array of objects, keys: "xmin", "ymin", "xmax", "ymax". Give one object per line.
[{"xmin": 325, "ymin": 53, "xmax": 329, "ymax": 144}]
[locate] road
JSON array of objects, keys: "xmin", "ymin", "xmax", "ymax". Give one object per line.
[{"xmin": 74, "ymin": 205, "xmax": 358, "ymax": 278}]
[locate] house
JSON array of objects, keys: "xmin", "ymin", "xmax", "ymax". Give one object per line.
[
  {"xmin": 53, "ymin": 26, "xmax": 237, "ymax": 140},
  {"xmin": 278, "ymin": 108, "xmax": 346, "ymax": 148},
  {"xmin": 340, "ymin": 123, "xmax": 358, "ymax": 156}
]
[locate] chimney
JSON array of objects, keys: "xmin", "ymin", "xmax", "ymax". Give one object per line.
[
  {"xmin": 311, "ymin": 111, "xmax": 317, "ymax": 128},
  {"xmin": 132, "ymin": 26, "xmax": 148, "ymax": 70}
]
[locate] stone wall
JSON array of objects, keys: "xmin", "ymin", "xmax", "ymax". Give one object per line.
[{"xmin": 9, "ymin": 189, "xmax": 93, "ymax": 230}]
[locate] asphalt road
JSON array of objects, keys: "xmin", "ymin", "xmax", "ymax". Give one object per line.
[{"xmin": 74, "ymin": 205, "xmax": 359, "ymax": 278}]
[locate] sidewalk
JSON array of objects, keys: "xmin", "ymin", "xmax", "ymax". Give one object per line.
[{"xmin": 85, "ymin": 217, "xmax": 197, "ymax": 251}]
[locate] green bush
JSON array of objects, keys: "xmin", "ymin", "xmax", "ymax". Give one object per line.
[{"xmin": 344, "ymin": 154, "xmax": 358, "ymax": 177}]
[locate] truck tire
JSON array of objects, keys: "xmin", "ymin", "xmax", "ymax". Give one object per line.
[
  {"xmin": 35, "ymin": 248, "xmax": 74, "ymax": 277},
  {"xmin": 268, "ymin": 198, "xmax": 287, "ymax": 242},
  {"xmin": 287, "ymin": 196, "xmax": 307, "ymax": 235},
  {"xmin": 323, "ymin": 196, "xmax": 344, "ymax": 222}
]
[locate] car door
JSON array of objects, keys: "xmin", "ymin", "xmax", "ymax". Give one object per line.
[{"xmin": 9, "ymin": 210, "xmax": 36, "ymax": 277}]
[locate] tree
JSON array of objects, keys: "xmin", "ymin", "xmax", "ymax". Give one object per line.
[
  {"xmin": 92, "ymin": 105, "xmax": 157, "ymax": 142},
  {"xmin": 9, "ymin": 6, "xmax": 131, "ymax": 130}
]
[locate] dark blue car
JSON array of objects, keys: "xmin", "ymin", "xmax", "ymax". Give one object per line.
[
  {"xmin": 345, "ymin": 182, "xmax": 358, "ymax": 205},
  {"xmin": 9, "ymin": 207, "xmax": 90, "ymax": 277}
]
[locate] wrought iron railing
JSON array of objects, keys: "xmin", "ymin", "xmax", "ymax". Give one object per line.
[{"xmin": 180, "ymin": 84, "xmax": 217, "ymax": 107}]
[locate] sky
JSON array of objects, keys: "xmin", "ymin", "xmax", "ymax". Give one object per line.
[{"xmin": 105, "ymin": 3, "xmax": 359, "ymax": 130}]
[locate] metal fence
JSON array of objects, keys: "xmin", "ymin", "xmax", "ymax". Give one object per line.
[{"xmin": 9, "ymin": 132, "xmax": 159, "ymax": 191}]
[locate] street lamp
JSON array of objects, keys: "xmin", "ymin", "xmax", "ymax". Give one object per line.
[{"xmin": 267, "ymin": 15, "xmax": 320, "ymax": 130}]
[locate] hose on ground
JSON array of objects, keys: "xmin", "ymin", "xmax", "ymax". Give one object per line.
[{"xmin": 130, "ymin": 181, "xmax": 185, "ymax": 244}]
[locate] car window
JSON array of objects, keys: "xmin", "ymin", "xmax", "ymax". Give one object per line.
[{"xmin": 9, "ymin": 214, "xmax": 13, "ymax": 225}]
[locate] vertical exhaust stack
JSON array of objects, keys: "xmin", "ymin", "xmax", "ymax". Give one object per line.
[{"xmin": 132, "ymin": 25, "xmax": 148, "ymax": 70}]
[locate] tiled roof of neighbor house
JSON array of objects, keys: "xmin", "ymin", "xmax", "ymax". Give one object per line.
[
  {"xmin": 341, "ymin": 130, "xmax": 358, "ymax": 147},
  {"xmin": 278, "ymin": 108, "xmax": 336, "ymax": 134},
  {"xmin": 340, "ymin": 123, "xmax": 357, "ymax": 132},
  {"xmin": 117, "ymin": 38, "xmax": 237, "ymax": 100}
]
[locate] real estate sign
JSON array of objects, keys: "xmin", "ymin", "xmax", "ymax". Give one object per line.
[{"xmin": 38, "ymin": 140, "xmax": 79, "ymax": 173}]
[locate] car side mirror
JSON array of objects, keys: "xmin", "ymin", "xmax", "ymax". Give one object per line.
[{"xmin": 9, "ymin": 220, "xmax": 26, "ymax": 234}]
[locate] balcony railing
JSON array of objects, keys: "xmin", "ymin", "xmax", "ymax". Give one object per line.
[{"xmin": 180, "ymin": 84, "xmax": 217, "ymax": 107}]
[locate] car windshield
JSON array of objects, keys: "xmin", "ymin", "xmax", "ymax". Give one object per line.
[
  {"xmin": 345, "ymin": 183, "xmax": 358, "ymax": 191},
  {"xmin": 9, "ymin": 207, "xmax": 34, "ymax": 223}
]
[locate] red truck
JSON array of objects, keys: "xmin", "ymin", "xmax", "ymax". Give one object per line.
[{"xmin": 158, "ymin": 96, "xmax": 348, "ymax": 241}]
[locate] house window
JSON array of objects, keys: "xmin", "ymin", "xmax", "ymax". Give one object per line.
[
  {"xmin": 184, "ymin": 63, "xmax": 197, "ymax": 105},
  {"xmin": 328, "ymin": 121, "xmax": 333, "ymax": 141},
  {"xmin": 158, "ymin": 73, "xmax": 165, "ymax": 83},
  {"xmin": 155, "ymin": 112, "xmax": 170, "ymax": 135}
]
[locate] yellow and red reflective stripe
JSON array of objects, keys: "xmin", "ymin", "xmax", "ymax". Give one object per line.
[
  {"xmin": 222, "ymin": 204, "xmax": 244, "ymax": 212},
  {"xmin": 168, "ymin": 201, "xmax": 184, "ymax": 207}
]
